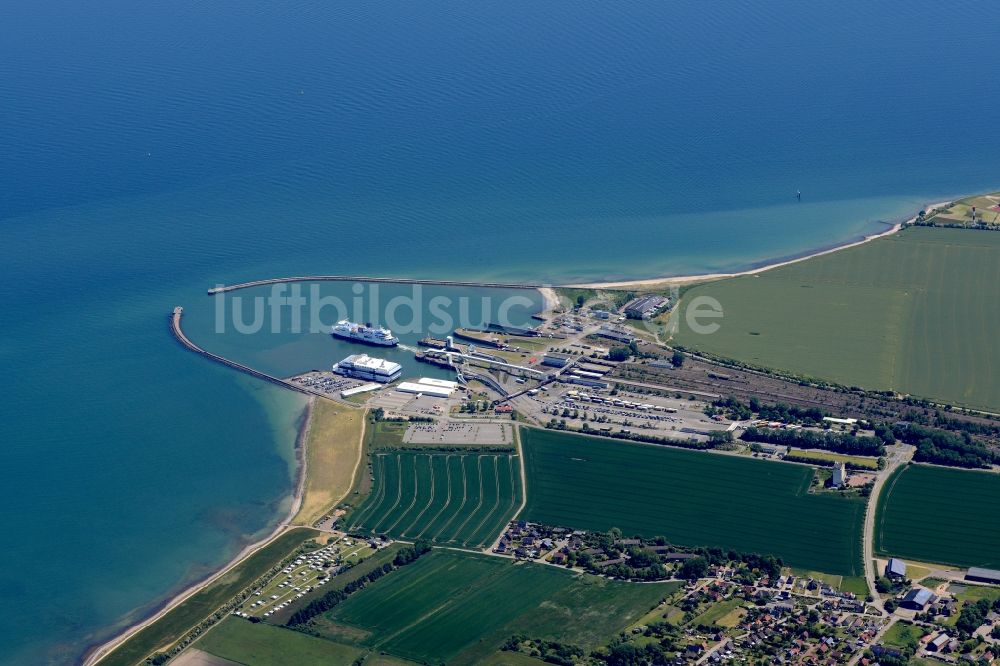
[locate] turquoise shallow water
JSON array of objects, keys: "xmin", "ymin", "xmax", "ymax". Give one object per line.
[{"xmin": 2, "ymin": 0, "xmax": 1000, "ymax": 662}]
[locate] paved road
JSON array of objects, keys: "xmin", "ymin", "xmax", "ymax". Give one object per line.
[
  {"xmin": 847, "ymin": 615, "xmax": 898, "ymax": 666},
  {"xmin": 862, "ymin": 444, "xmax": 914, "ymax": 614},
  {"xmin": 696, "ymin": 637, "xmax": 730, "ymax": 665}
]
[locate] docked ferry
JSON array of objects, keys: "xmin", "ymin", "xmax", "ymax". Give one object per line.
[
  {"xmin": 332, "ymin": 354, "xmax": 402, "ymax": 383},
  {"xmin": 331, "ymin": 320, "xmax": 399, "ymax": 346}
]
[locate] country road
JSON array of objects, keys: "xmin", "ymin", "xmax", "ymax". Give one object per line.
[{"xmin": 862, "ymin": 444, "xmax": 914, "ymax": 614}]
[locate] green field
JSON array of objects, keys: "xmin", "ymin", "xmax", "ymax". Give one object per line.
[
  {"xmin": 197, "ymin": 616, "xmax": 363, "ymax": 665},
  {"xmin": 521, "ymin": 428, "xmax": 865, "ymax": 576},
  {"xmin": 673, "ymin": 227, "xmax": 1000, "ymax": 412},
  {"xmin": 366, "ymin": 419, "xmax": 408, "ymax": 448},
  {"xmin": 347, "ymin": 450, "xmax": 521, "ymax": 548},
  {"xmin": 875, "ymin": 464, "xmax": 1000, "ymax": 568},
  {"xmin": 881, "ymin": 621, "xmax": 927, "ymax": 651},
  {"xmin": 313, "ymin": 549, "xmax": 678, "ymax": 664},
  {"xmin": 689, "ymin": 598, "xmax": 745, "ymax": 627},
  {"xmin": 98, "ymin": 528, "xmax": 318, "ymax": 666},
  {"xmin": 949, "ymin": 583, "xmax": 1000, "ymax": 604},
  {"xmin": 785, "ymin": 448, "xmax": 879, "ymax": 469}
]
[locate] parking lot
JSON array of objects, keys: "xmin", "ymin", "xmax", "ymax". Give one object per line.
[
  {"xmin": 288, "ymin": 371, "xmax": 364, "ymax": 396},
  {"xmin": 403, "ymin": 421, "xmax": 512, "ymax": 446},
  {"xmin": 516, "ymin": 386, "xmax": 731, "ymax": 441}
]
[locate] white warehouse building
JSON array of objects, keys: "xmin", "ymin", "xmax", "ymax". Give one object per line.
[{"xmin": 397, "ymin": 382, "xmax": 451, "ymax": 398}]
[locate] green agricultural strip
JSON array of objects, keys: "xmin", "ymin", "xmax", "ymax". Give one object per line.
[
  {"xmin": 98, "ymin": 527, "xmax": 318, "ymax": 666},
  {"xmin": 673, "ymin": 227, "xmax": 1000, "ymax": 412},
  {"xmin": 785, "ymin": 448, "xmax": 879, "ymax": 469},
  {"xmin": 521, "ymin": 428, "xmax": 865, "ymax": 576},
  {"xmin": 875, "ymin": 464, "xmax": 1000, "ymax": 568},
  {"xmin": 197, "ymin": 616, "xmax": 363, "ymax": 665},
  {"xmin": 366, "ymin": 420, "xmax": 408, "ymax": 449},
  {"xmin": 347, "ymin": 450, "xmax": 521, "ymax": 548},
  {"xmin": 311, "ymin": 549, "xmax": 678, "ymax": 665}
]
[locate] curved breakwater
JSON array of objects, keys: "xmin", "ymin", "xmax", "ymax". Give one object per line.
[
  {"xmin": 170, "ymin": 306, "xmax": 335, "ymax": 401},
  {"xmin": 206, "ymin": 275, "xmax": 547, "ymax": 295}
]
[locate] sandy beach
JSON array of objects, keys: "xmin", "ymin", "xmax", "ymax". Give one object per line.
[
  {"xmin": 82, "ymin": 398, "xmax": 316, "ymax": 666},
  {"xmin": 563, "ymin": 201, "xmax": 952, "ymax": 291},
  {"xmin": 537, "ymin": 286, "xmax": 561, "ymax": 311}
]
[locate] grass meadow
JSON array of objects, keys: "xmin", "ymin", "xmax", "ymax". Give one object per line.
[
  {"xmin": 673, "ymin": 227, "xmax": 1000, "ymax": 412},
  {"xmin": 784, "ymin": 448, "xmax": 879, "ymax": 469},
  {"xmin": 365, "ymin": 419, "xmax": 409, "ymax": 448},
  {"xmin": 292, "ymin": 400, "xmax": 364, "ymax": 526}
]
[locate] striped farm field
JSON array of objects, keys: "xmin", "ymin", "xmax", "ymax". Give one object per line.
[
  {"xmin": 875, "ymin": 464, "xmax": 1000, "ymax": 568},
  {"xmin": 521, "ymin": 428, "xmax": 865, "ymax": 576},
  {"xmin": 347, "ymin": 450, "xmax": 521, "ymax": 548}
]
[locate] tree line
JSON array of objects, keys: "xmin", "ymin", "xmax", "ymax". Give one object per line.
[
  {"xmin": 709, "ymin": 397, "xmax": 827, "ymax": 424},
  {"xmin": 893, "ymin": 422, "xmax": 998, "ymax": 469},
  {"xmin": 741, "ymin": 427, "xmax": 884, "ymax": 456},
  {"xmin": 932, "ymin": 412, "xmax": 1000, "ymax": 439}
]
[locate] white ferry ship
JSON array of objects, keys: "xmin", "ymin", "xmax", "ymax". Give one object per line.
[
  {"xmin": 333, "ymin": 354, "xmax": 402, "ymax": 383},
  {"xmin": 331, "ymin": 320, "xmax": 399, "ymax": 347}
]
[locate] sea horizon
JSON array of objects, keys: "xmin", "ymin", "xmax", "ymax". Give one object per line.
[{"xmin": 3, "ymin": 0, "xmax": 1000, "ymax": 662}]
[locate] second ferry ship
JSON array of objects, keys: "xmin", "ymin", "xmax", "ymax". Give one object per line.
[{"xmin": 331, "ymin": 320, "xmax": 399, "ymax": 347}]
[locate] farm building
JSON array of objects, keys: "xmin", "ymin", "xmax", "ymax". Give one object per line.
[
  {"xmin": 966, "ymin": 567, "xmax": 1000, "ymax": 585},
  {"xmin": 927, "ymin": 633, "xmax": 951, "ymax": 652},
  {"xmin": 900, "ymin": 588, "xmax": 935, "ymax": 611},
  {"xmin": 885, "ymin": 558, "xmax": 907, "ymax": 579}
]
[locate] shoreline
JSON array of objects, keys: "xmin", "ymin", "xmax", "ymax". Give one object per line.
[
  {"xmin": 192, "ymin": 201, "xmax": 953, "ymax": 312},
  {"xmin": 565, "ymin": 201, "xmax": 952, "ymax": 290},
  {"xmin": 537, "ymin": 286, "xmax": 560, "ymax": 311},
  {"xmin": 81, "ymin": 398, "xmax": 315, "ymax": 666},
  {"xmin": 83, "ymin": 197, "xmax": 953, "ymax": 665}
]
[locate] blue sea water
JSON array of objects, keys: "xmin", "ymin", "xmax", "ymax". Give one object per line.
[{"xmin": 2, "ymin": 0, "xmax": 1000, "ymax": 662}]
